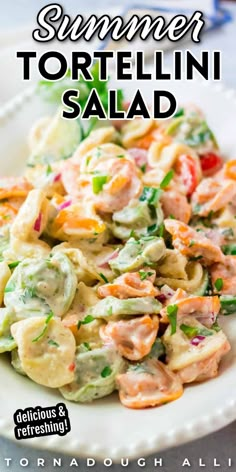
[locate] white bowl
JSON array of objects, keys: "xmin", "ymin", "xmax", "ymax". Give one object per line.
[{"xmin": 0, "ymin": 78, "xmax": 236, "ymax": 461}]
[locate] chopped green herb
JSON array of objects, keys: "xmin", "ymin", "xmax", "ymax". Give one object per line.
[
  {"xmin": 169, "ymin": 214, "xmax": 175, "ymax": 219},
  {"xmin": 116, "ymin": 154, "xmax": 125, "ymax": 158},
  {"xmin": 174, "ymin": 107, "xmax": 184, "ymax": 118},
  {"xmin": 8, "ymin": 261, "xmax": 20, "ymax": 269},
  {"xmin": 108, "ymin": 306, "xmax": 113, "ymax": 316},
  {"xmin": 157, "ymin": 223, "xmax": 165, "ymax": 238},
  {"xmin": 139, "ymin": 186, "xmax": 162, "ymax": 205},
  {"xmin": 222, "ymin": 227, "xmax": 234, "ymax": 238},
  {"xmin": 140, "ymin": 164, "xmax": 146, "ymax": 173},
  {"xmin": 92, "ymin": 175, "xmax": 107, "ymax": 194},
  {"xmin": 221, "ymin": 244, "xmax": 236, "ymax": 255},
  {"xmin": 214, "ymin": 278, "xmax": 223, "ymax": 292},
  {"xmin": 180, "ymin": 324, "xmax": 213, "ymax": 338},
  {"xmin": 46, "ymin": 164, "xmax": 53, "ymax": 176},
  {"xmin": 77, "ymin": 315, "xmax": 95, "ymax": 329},
  {"xmin": 147, "ymin": 223, "xmax": 158, "ymax": 235},
  {"xmin": 86, "ymin": 156, "xmax": 91, "ymax": 166},
  {"xmin": 189, "ymin": 240, "xmax": 195, "ymax": 247},
  {"xmin": 48, "ymin": 339, "xmax": 59, "ymax": 348},
  {"xmin": 83, "ymin": 342, "xmax": 91, "ymax": 351},
  {"xmin": 129, "ymin": 229, "xmax": 136, "ymax": 238},
  {"xmin": 211, "ymin": 320, "xmax": 221, "ymax": 332},
  {"xmin": 101, "ymin": 365, "xmax": 112, "ymax": 378},
  {"xmin": 167, "ymin": 304, "xmax": 178, "ymax": 335},
  {"xmin": 139, "ymin": 270, "xmax": 153, "ymax": 281},
  {"xmin": 189, "ymin": 255, "xmax": 203, "ymax": 261},
  {"xmin": 32, "ymin": 312, "xmax": 54, "ymax": 343},
  {"xmin": 99, "ymin": 272, "xmax": 109, "ymax": 283},
  {"xmin": 160, "ymin": 170, "xmax": 174, "ymax": 189}
]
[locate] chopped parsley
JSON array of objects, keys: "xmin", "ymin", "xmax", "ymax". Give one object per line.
[
  {"xmin": 140, "ymin": 163, "xmax": 146, "ymax": 173},
  {"xmin": 32, "ymin": 312, "xmax": 54, "ymax": 343},
  {"xmin": 139, "ymin": 270, "xmax": 153, "ymax": 281},
  {"xmin": 101, "ymin": 365, "xmax": 112, "ymax": 378},
  {"xmin": 167, "ymin": 304, "xmax": 178, "ymax": 335}
]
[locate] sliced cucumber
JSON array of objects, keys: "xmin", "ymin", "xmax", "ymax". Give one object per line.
[
  {"xmin": 220, "ymin": 295, "xmax": 236, "ymax": 315},
  {"xmin": 28, "ymin": 108, "xmax": 82, "ymax": 165},
  {"xmin": 193, "ymin": 269, "xmax": 209, "ymax": 296}
]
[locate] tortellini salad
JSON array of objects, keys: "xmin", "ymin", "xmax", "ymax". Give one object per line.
[{"xmin": 0, "ymin": 102, "xmax": 235, "ymax": 409}]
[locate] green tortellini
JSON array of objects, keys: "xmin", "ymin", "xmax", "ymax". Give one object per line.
[
  {"xmin": 110, "ymin": 198, "xmax": 164, "ymax": 240},
  {"xmin": 11, "ymin": 349, "xmax": 26, "ymax": 376},
  {"xmin": 60, "ymin": 346, "xmax": 126, "ymax": 402},
  {"xmin": 0, "ymin": 307, "xmax": 17, "ymax": 353},
  {"xmin": 0, "ymin": 226, "xmax": 10, "ymax": 259},
  {"xmin": 90, "ymin": 296, "xmax": 162, "ymax": 319},
  {"xmin": 4, "ymin": 252, "xmax": 77, "ymax": 318},
  {"xmin": 109, "ymin": 236, "xmax": 166, "ymax": 274}
]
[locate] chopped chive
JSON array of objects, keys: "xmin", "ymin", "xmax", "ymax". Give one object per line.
[
  {"xmin": 32, "ymin": 312, "xmax": 54, "ymax": 343},
  {"xmin": 160, "ymin": 170, "xmax": 174, "ymax": 189},
  {"xmin": 99, "ymin": 272, "xmax": 109, "ymax": 283},
  {"xmin": 140, "ymin": 163, "xmax": 147, "ymax": 173},
  {"xmin": 157, "ymin": 223, "xmax": 165, "ymax": 238},
  {"xmin": 77, "ymin": 315, "xmax": 95, "ymax": 329},
  {"xmin": 189, "ymin": 240, "xmax": 195, "ymax": 247}
]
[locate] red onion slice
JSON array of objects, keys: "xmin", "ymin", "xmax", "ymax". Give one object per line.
[
  {"xmin": 58, "ymin": 200, "xmax": 72, "ymax": 211},
  {"xmin": 98, "ymin": 249, "xmax": 120, "ymax": 269},
  {"xmin": 191, "ymin": 335, "xmax": 205, "ymax": 346},
  {"xmin": 33, "ymin": 212, "xmax": 42, "ymax": 232}
]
